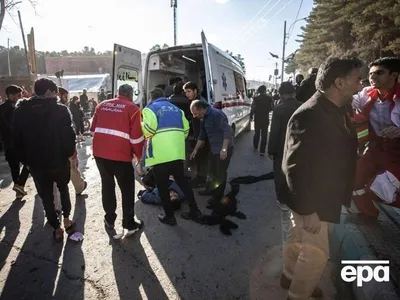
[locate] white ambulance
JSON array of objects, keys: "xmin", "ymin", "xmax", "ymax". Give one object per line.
[{"xmin": 112, "ymin": 31, "xmax": 251, "ymax": 137}]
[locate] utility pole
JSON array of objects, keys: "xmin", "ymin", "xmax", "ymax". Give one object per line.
[
  {"xmin": 171, "ymin": 0, "xmax": 177, "ymax": 46},
  {"xmin": 7, "ymin": 38, "xmax": 11, "ymax": 76},
  {"xmin": 281, "ymin": 21, "xmax": 286, "ymax": 84},
  {"xmin": 18, "ymin": 10, "xmax": 31, "ymax": 75}
]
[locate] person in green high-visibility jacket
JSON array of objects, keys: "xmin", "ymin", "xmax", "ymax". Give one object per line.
[{"xmin": 142, "ymin": 88, "xmax": 204, "ymax": 226}]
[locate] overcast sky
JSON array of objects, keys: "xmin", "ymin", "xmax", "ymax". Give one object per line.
[{"xmin": 0, "ymin": 0, "xmax": 313, "ymax": 81}]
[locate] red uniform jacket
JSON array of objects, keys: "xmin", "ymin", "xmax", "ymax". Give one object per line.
[{"xmin": 90, "ymin": 96, "xmax": 144, "ymax": 162}]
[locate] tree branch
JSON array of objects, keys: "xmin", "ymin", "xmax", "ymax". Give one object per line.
[
  {"xmin": 0, "ymin": 0, "xmax": 38, "ymax": 32},
  {"xmin": 0, "ymin": 0, "xmax": 6, "ymax": 33},
  {"xmin": 5, "ymin": 0, "xmax": 22, "ymax": 10}
]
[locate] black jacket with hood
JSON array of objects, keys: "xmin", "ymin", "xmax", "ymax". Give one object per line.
[
  {"xmin": 11, "ymin": 96, "xmax": 76, "ymax": 171},
  {"xmin": 0, "ymin": 100, "xmax": 16, "ymax": 151}
]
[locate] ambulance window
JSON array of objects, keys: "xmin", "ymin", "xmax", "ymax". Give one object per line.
[
  {"xmin": 234, "ymin": 71, "xmax": 245, "ymax": 98},
  {"xmin": 117, "ymin": 68, "xmax": 139, "ymax": 101}
]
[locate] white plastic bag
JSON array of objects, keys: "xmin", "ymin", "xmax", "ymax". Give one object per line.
[{"xmin": 370, "ymin": 171, "xmax": 400, "ymax": 204}]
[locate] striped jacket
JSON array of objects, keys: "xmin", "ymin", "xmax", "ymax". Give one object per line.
[{"xmin": 90, "ymin": 96, "xmax": 144, "ymax": 162}]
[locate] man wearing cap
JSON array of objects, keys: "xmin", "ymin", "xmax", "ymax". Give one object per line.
[
  {"xmin": 91, "ymin": 84, "xmax": 145, "ymax": 235},
  {"xmin": 268, "ymin": 82, "xmax": 301, "ymax": 211}
]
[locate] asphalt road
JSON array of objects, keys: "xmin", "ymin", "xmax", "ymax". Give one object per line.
[{"xmin": 0, "ymin": 125, "xmax": 336, "ymax": 300}]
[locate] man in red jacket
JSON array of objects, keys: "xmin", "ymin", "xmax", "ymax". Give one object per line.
[
  {"xmin": 352, "ymin": 57, "xmax": 400, "ymax": 220},
  {"xmin": 91, "ymin": 85, "xmax": 144, "ymax": 235}
]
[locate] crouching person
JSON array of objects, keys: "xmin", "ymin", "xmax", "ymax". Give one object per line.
[{"xmin": 12, "ymin": 79, "xmax": 76, "ymax": 241}]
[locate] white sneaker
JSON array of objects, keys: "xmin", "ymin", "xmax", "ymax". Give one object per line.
[{"xmin": 276, "ymin": 201, "xmax": 289, "ymax": 211}]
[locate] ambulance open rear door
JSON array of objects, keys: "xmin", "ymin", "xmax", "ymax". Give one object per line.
[{"xmin": 112, "ymin": 44, "xmax": 142, "ymax": 105}]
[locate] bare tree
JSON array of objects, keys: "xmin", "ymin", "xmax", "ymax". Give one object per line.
[{"xmin": 0, "ymin": 0, "xmax": 37, "ymax": 33}]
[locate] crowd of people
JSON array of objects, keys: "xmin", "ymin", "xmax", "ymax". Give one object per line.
[
  {"xmin": 0, "ymin": 55, "xmax": 399, "ymax": 299},
  {"xmin": 267, "ymin": 56, "xmax": 400, "ymax": 300}
]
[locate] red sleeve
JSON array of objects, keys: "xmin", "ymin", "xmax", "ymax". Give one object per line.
[
  {"xmin": 129, "ymin": 106, "xmax": 145, "ymax": 160},
  {"xmin": 90, "ymin": 105, "xmax": 99, "ymax": 133}
]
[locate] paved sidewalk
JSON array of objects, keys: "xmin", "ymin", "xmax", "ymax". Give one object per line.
[{"xmin": 330, "ymin": 203, "xmax": 400, "ymax": 300}]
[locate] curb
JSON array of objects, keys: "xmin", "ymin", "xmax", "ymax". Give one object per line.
[{"xmin": 330, "ymin": 208, "xmax": 400, "ymax": 300}]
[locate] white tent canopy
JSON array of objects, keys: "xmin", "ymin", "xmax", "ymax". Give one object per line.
[
  {"xmin": 62, "ymin": 74, "xmax": 112, "ymax": 93},
  {"xmin": 38, "ymin": 73, "xmax": 112, "ymax": 101}
]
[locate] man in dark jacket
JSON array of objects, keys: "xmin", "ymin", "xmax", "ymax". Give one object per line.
[
  {"xmin": 183, "ymin": 81, "xmax": 210, "ymax": 190},
  {"xmin": 296, "ymin": 67, "xmax": 318, "ymax": 103},
  {"xmin": 190, "ymin": 100, "xmax": 234, "ymax": 207},
  {"xmin": 169, "ymin": 81, "xmax": 190, "ymax": 121},
  {"xmin": 12, "ymin": 78, "xmax": 76, "ymax": 241},
  {"xmin": 69, "ymin": 96, "xmax": 85, "ymax": 142},
  {"xmin": 250, "ymin": 85, "xmax": 273, "ymax": 156},
  {"xmin": 98, "ymin": 89, "xmax": 107, "ymax": 103},
  {"xmin": 165, "ymin": 77, "xmax": 182, "ymax": 98},
  {"xmin": 79, "ymin": 89, "xmax": 89, "ymax": 112},
  {"xmin": 267, "ymin": 82, "xmax": 301, "ymax": 211},
  {"xmin": 280, "ymin": 57, "xmax": 362, "ymax": 300},
  {"xmin": 0, "ymin": 85, "xmax": 30, "ymax": 198},
  {"xmin": 294, "ymin": 74, "xmax": 304, "ymax": 93}
]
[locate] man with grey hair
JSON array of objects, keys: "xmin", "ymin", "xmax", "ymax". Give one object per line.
[
  {"xmin": 142, "ymin": 87, "xmax": 203, "ymax": 226},
  {"xmin": 91, "ymin": 84, "xmax": 145, "ymax": 236},
  {"xmin": 280, "ymin": 57, "xmax": 362, "ymax": 299},
  {"xmin": 190, "ymin": 99, "xmax": 233, "ymax": 208}
]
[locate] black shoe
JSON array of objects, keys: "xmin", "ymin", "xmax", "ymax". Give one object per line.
[
  {"xmin": 260, "ymin": 153, "xmax": 265, "ymax": 156},
  {"xmin": 123, "ymin": 220, "xmax": 144, "ymax": 236},
  {"xmin": 158, "ymin": 214, "xmax": 177, "ymax": 226},
  {"xmin": 104, "ymin": 219, "xmax": 115, "ymax": 229},
  {"xmin": 181, "ymin": 210, "xmax": 205, "ymax": 224}
]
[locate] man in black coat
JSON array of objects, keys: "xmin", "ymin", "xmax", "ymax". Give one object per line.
[
  {"xmin": 0, "ymin": 85, "xmax": 30, "ymax": 198},
  {"xmin": 267, "ymin": 82, "xmax": 301, "ymax": 211},
  {"xmin": 169, "ymin": 81, "xmax": 190, "ymax": 121},
  {"xmin": 12, "ymin": 79, "xmax": 76, "ymax": 241},
  {"xmin": 280, "ymin": 57, "xmax": 362, "ymax": 300},
  {"xmin": 296, "ymin": 67, "xmax": 318, "ymax": 103},
  {"xmin": 250, "ymin": 85, "xmax": 273, "ymax": 156},
  {"xmin": 79, "ymin": 89, "xmax": 89, "ymax": 112}
]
